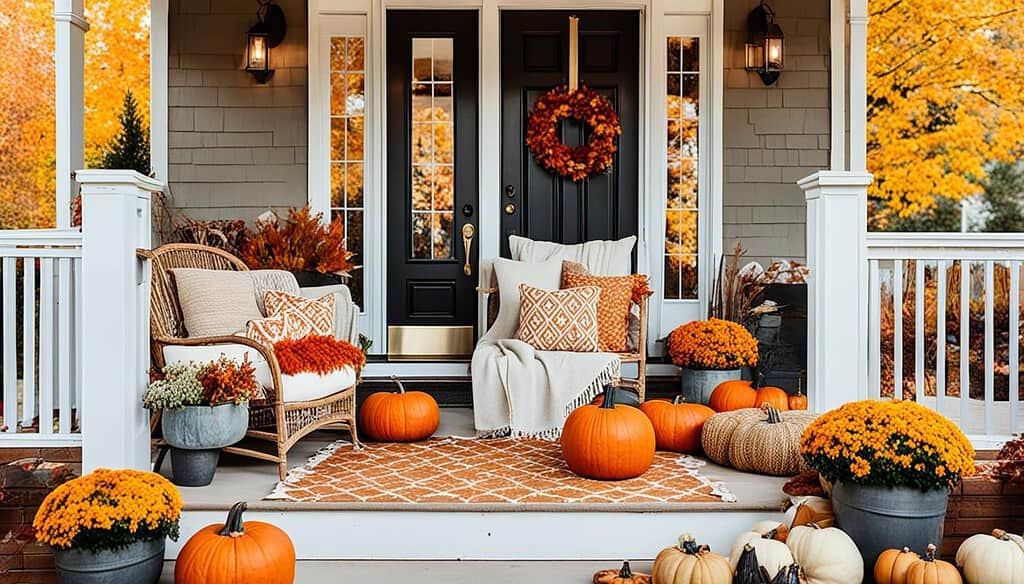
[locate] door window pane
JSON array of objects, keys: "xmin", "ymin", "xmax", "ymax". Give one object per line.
[
  {"xmin": 410, "ymin": 38, "xmax": 455, "ymax": 260},
  {"xmin": 665, "ymin": 36, "xmax": 700, "ymax": 300},
  {"xmin": 329, "ymin": 36, "xmax": 365, "ymax": 307}
]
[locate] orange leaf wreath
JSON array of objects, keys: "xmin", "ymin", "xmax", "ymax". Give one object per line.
[{"xmin": 525, "ymin": 85, "xmax": 621, "ymax": 182}]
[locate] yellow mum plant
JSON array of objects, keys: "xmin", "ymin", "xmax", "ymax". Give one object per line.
[
  {"xmin": 800, "ymin": 400, "xmax": 975, "ymax": 491},
  {"xmin": 666, "ymin": 318, "xmax": 758, "ymax": 370},
  {"xmin": 34, "ymin": 468, "xmax": 182, "ymax": 551}
]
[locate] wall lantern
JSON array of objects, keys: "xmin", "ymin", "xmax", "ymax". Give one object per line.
[
  {"xmin": 744, "ymin": 2, "xmax": 784, "ymax": 86},
  {"xmin": 246, "ymin": 0, "xmax": 287, "ymax": 84}
]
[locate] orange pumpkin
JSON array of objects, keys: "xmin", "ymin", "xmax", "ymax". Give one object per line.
[
  {"xmin": 905, "ymin": 544, "xmax": 962, "ymax": 584},
  {"xmin": 593, "ymin": 561, "xmax": 652, "ymax": 584},
  {"xmin": 788, "ymin": 388, "xmax": 808, "ymax": 410},
  {"xmin": 875, "ymin": 547, "xmax": 921, "ymax": 584},
  {"xmin": 753, "ymin": 386, "xmax": 789, "ymax": 411},
  {"xmin": 640, "ymin": 396, "xmax": 715, "ymax": 453},
  {"xmin": 359, "ymin": 375, "xmax": 440, "ymax": 442},
  {"xmin": 709, "ymin": 380, "xmax": 757, "ymax": 412},
  {"xmin": 175, "ymin": 502, "xmax": 295, "ymax": 584},
  {"xmin": 561, "ymin": 386, "xmax": 656, "ymax": 480}
]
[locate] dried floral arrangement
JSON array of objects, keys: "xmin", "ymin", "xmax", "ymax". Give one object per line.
[
  {"xmin": 240, "ymin": 206, "xmax": 356, "ymax": 275},
  {"xmin": 174, "ymin": 217, "xmax": 248, "ymax": 256},
  {"xmin": 709, "ymin": 242, "xmax": 809, "ymax": 323},
  {"xmin": 993, "ymin": 435, "xmax": 1024, "ymax": 484},
  {"xmin": 143, "ymin": 355, "xmax": 259, "ymax": 411},
  {"xmin": 273, "ymin": 335, "xmax": 366, "ymax": 376}
]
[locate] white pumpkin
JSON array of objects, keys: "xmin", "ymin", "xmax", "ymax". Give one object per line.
[
  {"xmin": 955, "ymin": 529, "xmax": 1024, "ymax": 584},
  {"xmin": 783, "ymin": 496, "xmax": 833, "ymax": 528},
  {"xmin": 729, "ymin": 530, "xmax": 794, "ymax": 577},
  {"xmin": 750, "ymin": 520, "xmax": 789, "ymax": 541},
  {"xmin": 786, "ymin": 525, "xmax": 863, "ymax": 584}
]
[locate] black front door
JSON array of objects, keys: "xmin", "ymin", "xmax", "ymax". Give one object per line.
[
  {"xmin": 500, "ymin": 11, "xmax": 640, "ymax": 258},
  {"xmin": 386, "ymin": 10, "xmax": 479, "ymax": 358}
]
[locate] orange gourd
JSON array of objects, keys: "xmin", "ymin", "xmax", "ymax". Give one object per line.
[
  {"xmin": 709, "ymin": 380, "xmax": 757, "ymax": 412},
  {"xmin": 593, "ymin": 561, "xmax": 652, "ymax": 584},
  {"xmin": 875, "ymin": 547, "xmax": 921, "ymax": 584},
  {"xmin": 753, "ymin": 386, "xmax": 790, "ymax": 411},
  {"xmin": 359, "ymin": 375, "xmax": 440, "ymax": 442},
  {"xmin": 905, "ymin": 544, "xmax": 962, "ymax": 584},
  {"xmin": 640, "ymin": 396, "xmax": 715, "ymax": 453},
  {"xmin": 788, "ymin": 388, "xmax": 808, "ymax": 410},
  {"xmin": 174, "ymin": 502, "xmax": 295, "ymax": 584},
  {"xmin": 561, "ymin": 386, "xmax": 656, "ymax": 480}
]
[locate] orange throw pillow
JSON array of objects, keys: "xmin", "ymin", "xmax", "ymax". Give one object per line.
[
  {"xmin": 561, "ymin": 271, "xmax": 635, "ymax": 352},
  {"xmin": 517, "ymin": 284, "xmax": 601, "ymax": 352}
]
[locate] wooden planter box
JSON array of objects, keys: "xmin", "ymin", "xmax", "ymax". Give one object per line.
[{"xmin": 943, "ymin": 474, "xmax": 1024, "ymax": 557}]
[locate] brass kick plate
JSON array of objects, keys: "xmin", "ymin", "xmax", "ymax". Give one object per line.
[{"xmin": 387, "ymin": 326, "xmax": 475, "ymax": 360}]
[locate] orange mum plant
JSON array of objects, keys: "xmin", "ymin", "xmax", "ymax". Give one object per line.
[
  {"xmin": 273, "ymin": 335, "xmax": 366, "ymax": 376},
  {"xmin": 34, "ymin": 469, "xmax": 182, "ymax": 552},
  {"xmin": 241, "ymin": 206, "xmax": 356, "ymax": 275},
  {"xmin": 666, "ymin": 318, "xmax": 758, "ymax": 370},
  {"xmin": 800, "ymin": 400, "xmax": 975, "ymax": 491}
]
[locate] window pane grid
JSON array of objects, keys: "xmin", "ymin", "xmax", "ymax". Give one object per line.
[
  {"xmin": 329, "ymin": 36, "xmax": 365, "ymax": 307},
  {"xmin": 665, "ymin": 36, "xmax": 700, "ymax": 300}
]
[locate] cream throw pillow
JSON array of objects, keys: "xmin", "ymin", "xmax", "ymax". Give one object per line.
[
  {"xmin": 171, "ymin": 268, "xmax": 263, "ymax": 337},
  {"xmin": 517, "ymin": 284, "xmax": 601, "ymax": 352},
  {"xmin": 508, "ymin": 235, "xmax": 636, "ymax": 276},
  {"xmin": 487, "ymin": 257, "xmax": 563, "ymax": 340}
]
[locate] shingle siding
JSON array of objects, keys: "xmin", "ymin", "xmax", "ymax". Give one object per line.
[{"xmin": 723, "ymin": 0, "xmax": 830, "ymax": 268}]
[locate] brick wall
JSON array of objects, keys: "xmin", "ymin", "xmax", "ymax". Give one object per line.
[
  {"xmin": 943, "ymin": 474, "xmax": 1024, "ymax": 558},
  {"xmin": 722, "ymin": 0, "xmax": 831, "ymax": 267},
  {"xmin": 167, "ymin": 0, "xmax": 309, "ymax": 223},
  {"xmin": 0, "ymin": 450, "xmax": 79, "ymax": 584}
]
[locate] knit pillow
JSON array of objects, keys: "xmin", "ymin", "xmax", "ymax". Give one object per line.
[
  {"xmin": 561, "ymin": 271, "xmax": 635, "ymax": 352},
  {"xmin": 171, "ymin": 268, "xmax": 263, "ymax": 337},
  {"xmin": 517, "ymin": 284, "xmax": 601, "ymax": 352},
  {"xmin": 264, "ymin": 290, "xmax": 335, "ymax": 336}
]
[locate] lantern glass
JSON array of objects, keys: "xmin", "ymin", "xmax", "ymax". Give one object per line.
[
  {"xmin": 247, "ymin": 32, "xmax": 269, "ymax": 72},
  {"xmin": 765, "ymin": 32, "xmax": 784, "ymax": 71},
  {"xmin": 745, "ymin": 43, "xmax": 764, "ymax": 71}
]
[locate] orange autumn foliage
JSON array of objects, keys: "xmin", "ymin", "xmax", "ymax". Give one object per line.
[
  {"xmin": 273, "ymin": 335, "xmax": 366, "ymax": 376},
  {"xmin": 666, "ymin": 318, "xmax": 758, "ymax": 370},
  {"xmin": 241, "ymin": 207, "xmax": 356, "ymax": 275},
  {"xmin": 196, "ymin": 355, "xmax": 260, "ymax": 405}
]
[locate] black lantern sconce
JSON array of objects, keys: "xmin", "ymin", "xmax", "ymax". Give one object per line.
[
  {"xmin": 745, "ymin": 2, "xmax": 784, "ymax": 86},
  {"xmin": 246, "ymin": 0, "xmax": 287, "ymax": 84}
]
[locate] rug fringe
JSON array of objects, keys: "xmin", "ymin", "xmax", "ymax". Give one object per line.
[
  {"xmin": 675, "ymin": 456, "xmax": 738, "ymax": 503},
  {"xmin": 266, "ymin": 440, "xmax": 352, "ymax": 501}
]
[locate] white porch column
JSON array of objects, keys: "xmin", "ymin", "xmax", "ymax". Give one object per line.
[
  {"xmin": 800, "ymin": 171, "xmax": 873, "ymax": 413},
  {"xmin": 848, "ymin": 0, "xmax": 868, "ymax": 171},
  {"xmin": 78, "ymin": 170, "xmax": 161, "ymax": 471},
  {"xmin": 54, "ymin": 0, "xmax": 89, "ymax": 229}
]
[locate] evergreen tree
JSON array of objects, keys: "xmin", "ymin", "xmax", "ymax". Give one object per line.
[
  {"xmin": 981, "ymin": 161, "xmax": 1024, "ymax": 233},
  {"xmin": 100, "ymin": 90, "xmax": 151, "ymax": 175}
]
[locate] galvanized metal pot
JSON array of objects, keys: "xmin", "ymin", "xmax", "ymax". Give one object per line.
[
  {"xmin": 162, "ymin": 403, "xmax": 248, "ymax": 487},
  {"xmin": 678, "ymin": 367, "xmax": 742, "ymax": 405},
  {"xmin": 832, "ymin": 481, "xmax": 949, "ymax": 583},
  {"xmin": 53, "ymin": 538, "xmax": 164, "ymax": 584}
]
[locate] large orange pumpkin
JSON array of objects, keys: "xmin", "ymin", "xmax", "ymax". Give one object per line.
[
  {"xmin": 709, "ymin": 380, "xmax": 757, "ymax": 412},
  {"xmin": 561, "ymin": 386, "xmax": 656, "ymax": 480},
  {"xmin": 359, "ymin": 375, "xmax": 440, "ymax": 442},
  {"xmin": 175, "ymin": 502, "xmax": 295, "ymax": 584},
  {"xmin": 753, "ymin": 386, "xmax": 789, "ymax": 411},
  {"xmin": 640, "ymin": 396, "xmax": 715, "ymax": 453}
]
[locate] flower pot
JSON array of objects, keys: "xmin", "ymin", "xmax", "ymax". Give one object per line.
[
  {"xmin": 831, "ymin": 481, "xmax": 949, "ymax": 582},
  {"xmin": 679, "ymin": 367, "xmax": 742, "ymax": 405},
  {"xmin": 54, "ymin": 538, "xmax": 164, "ymax": 584},
  {"xmin": 162, "ymin": 403, "xmax": 248, "ymax": 487},
  {"xmin": 169, "ymin": 447, "xmax": 220, "ymax": 486}
]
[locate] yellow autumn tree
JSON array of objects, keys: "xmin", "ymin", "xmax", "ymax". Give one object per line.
[{"xmin": 868, "ymin": 0, "xmax": 1024, "ymax": 221}]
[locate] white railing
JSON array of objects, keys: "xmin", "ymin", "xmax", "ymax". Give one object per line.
[
  {"xmin": 0, "ymin": 230, "xmax": 83, "ymax": 445},
  {"xmin": 866, "ymin": 233, "xmax": 1024, "ymax": 447}
]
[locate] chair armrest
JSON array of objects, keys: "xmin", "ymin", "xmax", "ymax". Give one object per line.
[{"xmin": 152, "ymin": 334, "xmax": 284, "ymax": 405}]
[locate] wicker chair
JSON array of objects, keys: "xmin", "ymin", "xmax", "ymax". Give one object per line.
[{"xmin": 145, "ymin": 243, "xmax": 359, "ymax": 480}]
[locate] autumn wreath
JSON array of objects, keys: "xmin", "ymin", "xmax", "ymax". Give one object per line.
[{"xmin": 525, "ymin": 85, "xmax": 621, "ymax": 181}]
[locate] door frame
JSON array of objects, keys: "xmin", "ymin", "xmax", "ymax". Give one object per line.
[{"xmin": 309, "ymin": 0, "xmax": 724, "ymax": 360}]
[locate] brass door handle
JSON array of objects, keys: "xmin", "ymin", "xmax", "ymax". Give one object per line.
[{"xmin": 461, "ymin": 223, "xmax": 475, "ymax": 276}]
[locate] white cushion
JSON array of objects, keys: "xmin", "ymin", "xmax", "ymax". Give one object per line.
[
  {"xmin": 162, "ymin": 343, "xmax": 274, "ymax": 388},
  {"xmin": 487, "ymin": 258, "xmax": 563, "ymax": 340},
  {"xmin": 508, "ymin": 235, "xmax": 636, "ymax": 276},
  {"xmin": 280, "ymin": 365, "xmax": 356, "ymax": 403}
]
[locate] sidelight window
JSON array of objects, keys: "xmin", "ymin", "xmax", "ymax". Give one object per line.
[{"xmin": 664, "ymin": 36, "xmax": 700, "ymax": 300}]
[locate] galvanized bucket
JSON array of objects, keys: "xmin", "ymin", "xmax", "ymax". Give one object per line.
[
  {"xmin": 832, "ymin": 481, "xmax": 949, "ymax": 583},
  {"xmin": 161, "ymin": 402, "xmax": 248, "ymax": 450},
  {"xmin": 53, "ymin": 538, "xmax": 164, "ymax": 584},
  {"xmin": 678, "ymin": 367, "xmax": 742, "ymax": 405}
]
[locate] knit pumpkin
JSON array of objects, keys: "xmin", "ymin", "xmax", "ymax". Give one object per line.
[
  {"xmin": 727, "ymin": 404, "xmax": 817, "ymax": 476},
  {"xmin": 700, "ymin": 408, "xmax": 764, "ymax": 466}
]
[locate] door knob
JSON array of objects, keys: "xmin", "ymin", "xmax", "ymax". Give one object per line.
[
  {"xmin": 504, "ymin": 203, "xmax": 516, "ymax": 215},
  {"xmin": 461, "ymin": 223, "xmax": 475, "ymax": 276}
]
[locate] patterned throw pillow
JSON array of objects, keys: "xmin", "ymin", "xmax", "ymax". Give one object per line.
[
  {"xmin": 561, "ymin": 271, "xmax": 636, "ymax": 352},
  {"xmin": 264, "ymin": 290, "xmax": 335, "ymax": 336},
  {"xmin": 246, "ymin": 312, "xmax": 309, "ymax": 347},
  {"xmin": 517, "ymin": 284, "xmax": 601, "ymax": 352}
]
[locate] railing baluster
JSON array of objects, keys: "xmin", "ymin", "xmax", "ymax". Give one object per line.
[
  {"xmin": 22, "ymin": 258, "xmax": 36, "ymax": 427},
  {"xmin": 914, "ymin": 260, "xmax": 924, "ymax": 405},
  {"xmin": 2, "ymin": 258, "xmax": 16, "ymax": 431},
  {"xmin": 57, "ymin": 258, "xmax": 72, "ymax": 434},
  {"xmin": 1011, "ymin": 260, "xmax": 1020, "ymax": 437},
  {"xmin": 893, "ymin": 260, "xmax": 904, "ymax": 399},
  {"xmin": 38, "ymin": 259, "xmax": 53, "ymax": 434},
  {"xmin": 74, "ymin": 257, "xmax": 83, "ymax": 432},
  {"xmin": 936, "ymin": 260, "xmax": 947, "ymax": 415},
  {"xmin": 984, "ymin": 261, "xmax": 994, "ymax": 438},
  {"xmin": 869, "ymin": 259, "xmax": 881, "ymax": 397},
  {"xmin": 960, "ymin": 260, "xmax": 970, "ymax": 433}
]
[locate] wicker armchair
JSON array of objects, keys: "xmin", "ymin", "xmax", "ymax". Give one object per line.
[{"xmin": 145, "ymin": 243, "xmax": 359, "ymax": 480}]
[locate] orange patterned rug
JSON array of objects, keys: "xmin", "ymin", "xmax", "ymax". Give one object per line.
[{"xmin": 266, "ymin": 438, "xmax": 736, "ymax": 506}]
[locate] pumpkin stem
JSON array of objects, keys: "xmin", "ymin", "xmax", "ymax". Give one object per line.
[
  {"xmin": 902, "ymin": 547, "xmax": 911, "ymax": 553},
  {"xmin": 678, "ymin": 533, "xmax": 702, "ymax": 555},
  {"xmin": 390, "ymin": 375, "xmax": 407, "ymax": 394},
  {"xmin": 673, "ymin": 395, "xmax": 686, "ymax": 405},
  {"xmin": 599, "ymin": 385, "xmax": 617, "ymax": 410},
  {"xmin": 993, "ymin": 529, "xmax": 1009, "ymax": 540},
  {"xmin": 219, "ymin": 501, "xmax": 247, "ymax": 537},
  {"xmin": 763, "ymin": 403, "xmax": 783, "ymax": 423},
  {"xmin": 618, "ymin": 561, "xmax": 633, "ymax": 578},
  {"xmin": 763, "ymin": 528, "xmax": 780, "ymax": 541},
  {"xmin": 924, "ymin": 544, "xmax": 937, "ymax": 561}
]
